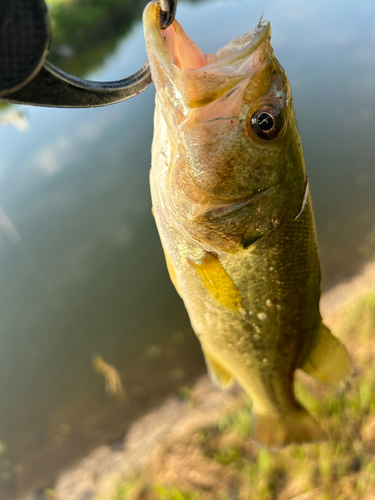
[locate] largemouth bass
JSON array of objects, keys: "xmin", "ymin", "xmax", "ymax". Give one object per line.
[{"xmin": 143, "ymin": 2, "xmax": 351, "ymax": 448}]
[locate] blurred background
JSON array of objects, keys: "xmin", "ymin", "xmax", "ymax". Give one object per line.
[{"xmin": 0, "ymin": 0, "xmax": 374, "ymax": 497}]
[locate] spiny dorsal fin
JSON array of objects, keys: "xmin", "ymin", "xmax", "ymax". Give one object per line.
[{"xmin": 300, "ymin": 322, "xmax": 352, "ymax": 389}]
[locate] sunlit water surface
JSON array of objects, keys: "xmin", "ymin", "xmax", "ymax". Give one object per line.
[{"xmin": 0, "ymin": 0, "xmax": 374, "ymax": 496}]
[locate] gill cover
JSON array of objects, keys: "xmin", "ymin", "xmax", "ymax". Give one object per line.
[{"xmin": 144, "ymin": 3, "xmax": 307, "ymax": 253}]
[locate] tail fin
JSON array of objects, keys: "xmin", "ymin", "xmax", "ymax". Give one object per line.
[{"xmin": 251, "ymin": 406, "xmax": 327, "ymax": 449}]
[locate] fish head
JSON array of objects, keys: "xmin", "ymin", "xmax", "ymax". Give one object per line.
[{"xmin": 144, "ymin": 3, "xmax": 307, "ymax": 252}]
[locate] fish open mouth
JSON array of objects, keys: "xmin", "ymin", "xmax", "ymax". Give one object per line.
[{"xmin": 143, "ymin": 2, "xmax": 271, "ymax": 107}]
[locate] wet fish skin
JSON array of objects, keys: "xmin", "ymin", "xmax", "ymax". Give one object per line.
[{"xmin": 143, "ymin": 2, "xmax": 351, "ymax": 448}]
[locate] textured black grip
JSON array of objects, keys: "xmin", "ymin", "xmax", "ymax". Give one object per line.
[{"xmin": 0, "ymin": 0, "xmax": 50, "ymax": 97}]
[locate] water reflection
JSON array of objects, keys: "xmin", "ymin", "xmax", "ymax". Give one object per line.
[
  {"xmin": 0, "ymin": 0, "xmax": 374, "ymax": 497},
  {"xmin": 0, "ymin": 110, "xmax": 29, "ymax": 133}
]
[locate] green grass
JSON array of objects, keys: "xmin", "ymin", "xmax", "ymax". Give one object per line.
[
  {"xmin": 108, "ymin": 290, "xmax": 375, "ymax": 500},
  {"xmin": 153, "ymin": 485, "xmax": 200, "ymax": 500}
]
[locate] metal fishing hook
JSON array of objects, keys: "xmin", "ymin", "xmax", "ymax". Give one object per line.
[
  {"xmin": 159, "ymin": 0, "xmax": 178, "ymax": 29},
  {"xmin": 0, "ymin": 0, "xmax": 177, "ymax": 108}
]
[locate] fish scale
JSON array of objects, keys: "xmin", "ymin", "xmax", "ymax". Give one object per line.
[
  {"xmin": 188, "ymin": 198, "xmax": 319, "ymax": 408},
  {"xmin": 143, "ymin": 1, "xmax": 351, "ymax": 448}
]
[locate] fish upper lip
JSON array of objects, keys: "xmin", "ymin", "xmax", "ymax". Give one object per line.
[
  {"xmin": 143, "ymin": 2, "xmax": 271, "ymax": 77},
  {"xmin": 192, "ymin": 186, "xmax": 275, "ymax": 221},
  {"xmin": 198, "ymin": 24, "xmax": 271, "ymax": 74}
]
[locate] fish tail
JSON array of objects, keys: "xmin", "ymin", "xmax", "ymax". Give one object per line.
[{"xmin": 251, "ymin": 405, "xmax": 327, "ymax": 449}]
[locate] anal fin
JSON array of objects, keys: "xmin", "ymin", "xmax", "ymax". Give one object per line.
[
  {"xmin": 300, "ymin": 321, "xmax": 352, "ymax": 389},
  {"xmin": 202, "ymin": 345, "xmax": 233, "ymax": 389}
]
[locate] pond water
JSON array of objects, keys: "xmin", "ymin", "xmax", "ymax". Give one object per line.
[{"xmin": 0, "ymin": 0, "xmax": 375, "ymax": 497}]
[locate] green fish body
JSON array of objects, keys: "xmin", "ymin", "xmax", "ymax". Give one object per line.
[{"xmin": 143, "ymin": 2, "xmax": 351, "ymax": 448}]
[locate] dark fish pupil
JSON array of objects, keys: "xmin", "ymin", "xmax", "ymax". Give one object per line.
[
  {"xmin": 249, "ymin": 105, "xmax": 282, "ymax": 140},
  {"xmin": 257, "ymin": 113, "xmax": 274, "ymax": 131}
]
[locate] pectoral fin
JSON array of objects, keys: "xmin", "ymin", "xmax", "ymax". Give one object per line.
[
  {"xmin": 188, "ymin": 252, "xmax": 244, "ymax": 312},
  {"xmin": 300, "ymin": 322, "xmax": 352, "ymax": 389},
  {"xmin": 201, "ymin": 344, "xmax": 233, "ymax": 388}
]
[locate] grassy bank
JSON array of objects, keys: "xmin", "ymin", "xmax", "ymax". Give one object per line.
[{"xmin": 107, "ymin": 291, "xmax": 375, "ymax": 499}]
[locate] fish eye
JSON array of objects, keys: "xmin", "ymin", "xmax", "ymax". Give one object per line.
[{"xmin": 250, "ymin": 106, "xmax": 283, "ymax": 140}]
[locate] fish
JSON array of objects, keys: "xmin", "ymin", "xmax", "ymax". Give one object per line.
[{"xmin": 143, "ymin": 2, "xmax": 351, "ymax": 448}]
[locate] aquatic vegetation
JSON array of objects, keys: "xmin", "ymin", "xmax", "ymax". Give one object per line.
[{"xmin": 92, "ymin": 355, "xmax": 128, "ymax": 401}]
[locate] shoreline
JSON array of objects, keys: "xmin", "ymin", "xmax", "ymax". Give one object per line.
[{"xmin": 24, "ymin": 258, "xmax": 375, "ymax": 500}]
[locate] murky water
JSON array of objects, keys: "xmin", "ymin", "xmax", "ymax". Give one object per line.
[{"xmin": 0, "ymin": 0, "xmax": 375, "ymax": 497}]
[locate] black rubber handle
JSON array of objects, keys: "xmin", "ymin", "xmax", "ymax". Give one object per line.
[
  {"xmin": 0, "ymin": 0, "xmax": 50, "ymax": 97},
  {"xmin": 0, "ymin": 0, "xmax": 179, "ymax": 107}
]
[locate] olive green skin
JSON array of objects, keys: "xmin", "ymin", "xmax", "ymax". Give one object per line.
[
  {"xmin": 144, "ymin": 3, "xmax": 321, "ymax": 422},
  {"xmin": 151, "ymin": 180, "xmax": 320, "ymax": 419},
  {"xmin": 150, "ymin": 104, "xmax": 320, "ymax": 420}
]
